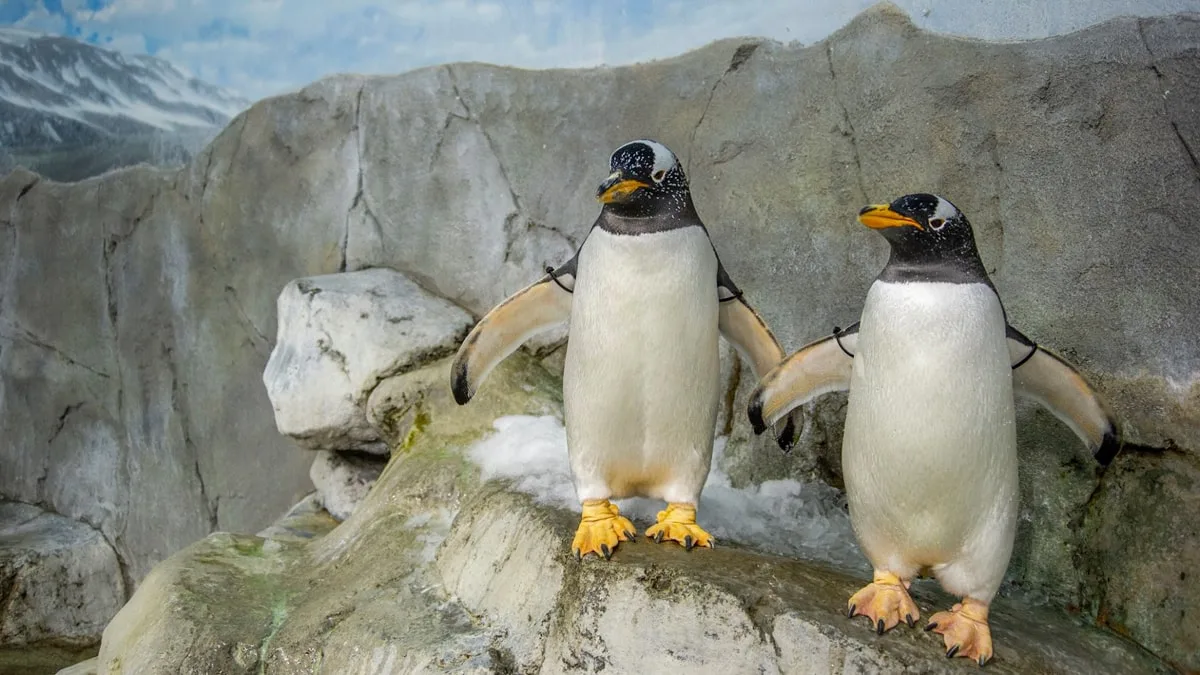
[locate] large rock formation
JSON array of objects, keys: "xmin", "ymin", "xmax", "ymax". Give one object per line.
[
  {"xmin": 1, "ymin": 2, "xmax": 1197, "ymax": 670},
  {"xmin": 93, "ymin": 351, "xmax": 1169, "ymax": 674}
]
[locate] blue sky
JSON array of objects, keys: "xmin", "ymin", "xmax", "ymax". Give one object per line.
[{"xmin": 3, "ymin": 0, "xmax": 1199, "ymax": 101}]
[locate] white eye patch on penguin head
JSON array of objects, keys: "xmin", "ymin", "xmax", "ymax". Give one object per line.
[{"xmin": 857, "ymin": 193, "xmax": 976, "ymax": 252}]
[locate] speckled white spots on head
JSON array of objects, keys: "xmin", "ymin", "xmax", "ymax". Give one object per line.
[{"xmin": 614, "ymin": 139, "xmax": 678, "ymax": 177}]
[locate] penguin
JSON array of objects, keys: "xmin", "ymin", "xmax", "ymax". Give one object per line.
[
  {"xmin": 747, "ymin": 194, "xmax": 1120, "ymax": 666},
  {"xmin": 452, "ymin": 139, "xmax": 798, "ymax": 560}
]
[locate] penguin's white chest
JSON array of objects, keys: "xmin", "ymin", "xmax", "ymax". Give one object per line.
[
  {"xmin": 562, "ymin": 225, "xmax": 720, "ymax": 500},
  {"xmin": 843, "ymin": 281, "xmax": 1017, "ymax": 564}
]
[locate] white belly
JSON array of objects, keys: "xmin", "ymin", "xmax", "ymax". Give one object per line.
[
  {"xmin": 563, "ymin": 226, "xmax": 720, "ymax": 502},
  {"xmin": 843, "ymin": 281, "xmax": 1017, "ymax": 572}
]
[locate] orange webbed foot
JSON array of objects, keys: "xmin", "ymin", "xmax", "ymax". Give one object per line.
[
  {"xmin": 847, "ymin": 570, "xmax": 920, "ymax": 634},
  {"xmin": 644, "ymin": 502, "xmax": 713, "ymax": 550},
  {"xmin": 925, "ymin": 598, "xmax": 993, "ymax": 666},
  {"xmin": 571, "ymin": 499, "xmax": 635, "ymax": 560}
]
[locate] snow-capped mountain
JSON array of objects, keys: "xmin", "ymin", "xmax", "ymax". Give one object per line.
[{"xmin": 0, "ymin": 28, "xmax": 249, "ymax": 180}]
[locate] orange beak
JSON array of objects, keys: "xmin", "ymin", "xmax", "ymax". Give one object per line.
[{"xmin": 857, "ymin": 204, "xmax": 924, "ymax": 231}]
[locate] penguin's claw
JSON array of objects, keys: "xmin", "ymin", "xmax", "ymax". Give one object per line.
[
  {"xmin": 927, "ymin": 599, "xmax": 993, "ymax": 667},
  {"xmin": 846, "ymin": 570, "xmax": 920, "ymax": 635},
  {"xmin": 571, "ymin": 499, "xmax": 635, "ymax": 560},
  {"xmin": 644, "ymin": 503, "xmax": 713, "ymax": 550}
]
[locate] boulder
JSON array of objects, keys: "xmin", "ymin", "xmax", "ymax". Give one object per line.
[
  {"xmin": 0, "ymin": 502, "xmax": 123, "ymax": 674},
  {"xmin": 93, "ymin": 356, "xmax": 1168, "ymax": 674},
  {"xmin": 263, "ymin": 268, "xmax": 473, "ymax": 453}
]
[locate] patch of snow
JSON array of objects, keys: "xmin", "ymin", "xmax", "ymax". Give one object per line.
[
  {"xmin": 0, "ymin": 28, "xmax": 248, "ymax": 135},
  {"xmin": 0, "ymin": 28, "xmax": 42, "ymax": 47},
  {"xmin": 40, "ymin": 120, "xmax": 60, "ymax": 142},
  {"xmin": 60, "ymin": 62, "xmax": 81, "ymax": 86},
  {"xmin": 467, "ymin": 415, "xmax": 867, "ymax": 568}
]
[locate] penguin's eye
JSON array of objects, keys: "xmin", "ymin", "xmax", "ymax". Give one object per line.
[
  {"xmin": 929, "ymin": 218, "xmax": 946, "ymax": 230},
  {"xmin": 652, "ymin": 169, "xmax": 666, "ymax": 183}
]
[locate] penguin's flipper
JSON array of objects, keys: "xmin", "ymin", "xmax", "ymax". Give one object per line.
[
  {"xmin": 747, "ymin": 324, "xmax": 859, "ymax": 435},
  {"xmin": 716, "ymin": 277, "xmax": 800, "ymax": 451},
  {"xmin": 450, "ymin": 263, "xmax": 576, "ymax": 405},
  {"xmin": 1006, "ymin": 326, "xmax": 1120, "ymax": 465}
]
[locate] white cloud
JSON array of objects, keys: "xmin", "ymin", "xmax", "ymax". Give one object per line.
[
  {"xmin": 105, "ymin": 31, "xmax": 146, "ymax": 54},
  {"xmin": 13, "ymin": 5, "xmax": 69, "ymax": 34}
]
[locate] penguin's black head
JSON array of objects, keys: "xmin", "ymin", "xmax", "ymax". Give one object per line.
[
  {"xmin": 858, "ymin": 194, "xmax": 990, "ymax": 284},
  {"xmin": 596, "ymin": 139, "xmax": 691, "ymax": 218}
]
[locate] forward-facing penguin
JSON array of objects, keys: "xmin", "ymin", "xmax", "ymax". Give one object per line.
[
  {"xmin": 748, "ymin": 194, "xmax": 1120, "ymax": 666},
  {"xmin": 452, "ymin": 139, "xmax": 797, "ymax": 560}
]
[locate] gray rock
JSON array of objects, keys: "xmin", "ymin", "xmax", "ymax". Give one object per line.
[
  {"xmin": 308, "ymin": 450, "xmax": 385, "ymax": 521},
  {"xmin": 262, "ymin": 268, "xmax": 473, "ymax": 452},
  {"xmin": 1079, "ymin": 448, "xmax": 1200, "ymax": 672},
  {"xmin": 97, "ymin": 353, "xmax": 564, "ymax": 675},
  {"xmin": 0, "ymin": 74, "xmax": 371, "ymax": 588},
  {"xmin": 0, "ymin": 502, "xmax": 122, "ymax": 673}
]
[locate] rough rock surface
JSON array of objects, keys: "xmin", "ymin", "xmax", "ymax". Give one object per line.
[
  {"xmin": 308, "ymin": 450, "xmax": 385, "ymax": 521},
  {"xmin": 263, "ymin": 268, "xmax": 473, "ymax": 452},
  {"xmin": 1, "ymin": 3, "xmax": 1197, "ymax": 667},
  {"xmin": 1080, "ymin": 449, "xmax": 1200, "ymax": 670},
  {"xmin": 93, "ymin": 354, "xmax": 1168, "ymax": 675},
  {"xmin": 0, "ymin": 502, "xmax": 123, "ymax": 674},
  {"xmin": 96, "ymin": 352, "xmax": 560, "ymax": 674}
]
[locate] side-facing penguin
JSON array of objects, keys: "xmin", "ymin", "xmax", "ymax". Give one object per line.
[
  {"xmin": 452, "ymin": 139, "xmax": 798, "ymax": 560},
  {"xmin": 747, "ymin": 194, "xmax": 1120, "ymax": 666}
]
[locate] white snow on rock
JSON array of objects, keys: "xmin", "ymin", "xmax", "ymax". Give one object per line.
[
  {"xmin": 467, "ymin": 415, "xmax": 866, "ymax": 568},
  {"xmin": 263, "ymin": 268, "xmax": 474, "ymax": 453}
]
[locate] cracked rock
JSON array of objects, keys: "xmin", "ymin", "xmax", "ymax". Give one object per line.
[{"xmin": 262, "ymin": 268, "xmax": 473, "ymax": 453}]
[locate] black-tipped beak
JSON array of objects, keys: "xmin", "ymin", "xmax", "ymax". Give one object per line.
[
  {"xmin": 748, "ymin": 397, "xmax": 768, "ymax": 435},
  {"xmin": 597, "ymin": 170, "xmax": 648, "ymax": 204}
]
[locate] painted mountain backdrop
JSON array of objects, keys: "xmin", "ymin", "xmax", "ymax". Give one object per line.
[{"xmin": 0, "ymin": 28, "xmax": 248, "ymax": 181}]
